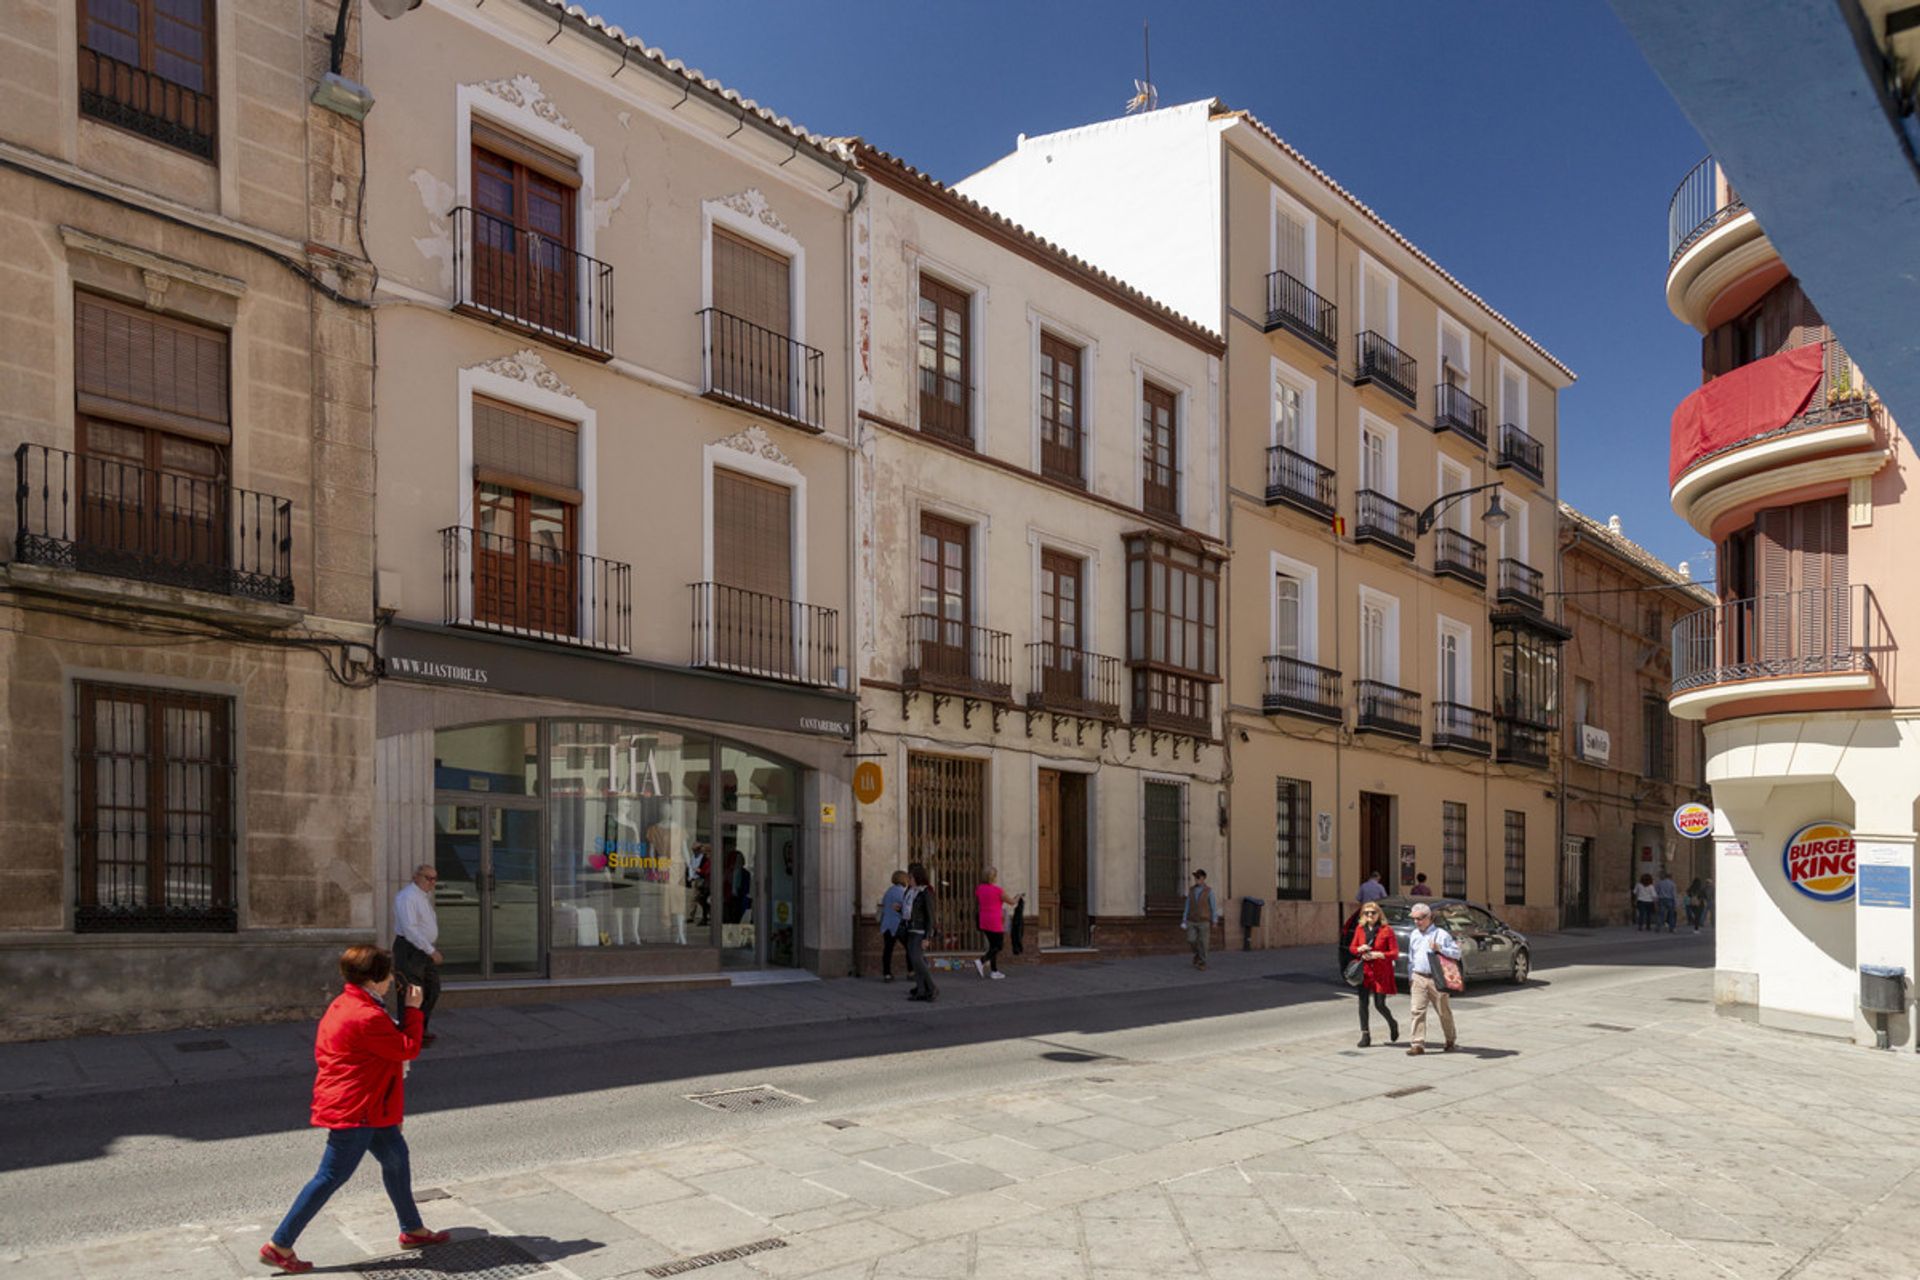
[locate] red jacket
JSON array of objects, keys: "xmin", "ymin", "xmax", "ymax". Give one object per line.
[
  {"xmin": 309, "ymin": 984, "xmax": 423, "ymax": 1129},
  {"xmin": 1350, "ymin": 922, "xmax": 1400, "ymax": 995}
]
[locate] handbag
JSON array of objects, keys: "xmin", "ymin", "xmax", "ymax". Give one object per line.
[
  {"xmin": 1436, "ymin": 952, "xmax": 1465, "ymax": 993},
  {"xmin": 1343, "ymin": 959, "xmax": 1364, "ymax": 987}
]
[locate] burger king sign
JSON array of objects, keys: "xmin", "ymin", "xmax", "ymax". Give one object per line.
[
  {"xmin": 1672, "ymin": 803, "xmax": 1713, "ymax": 839},
  {"xmin": 1782, "ymin": 821, "xmax": 1857, "ymax": 902}
]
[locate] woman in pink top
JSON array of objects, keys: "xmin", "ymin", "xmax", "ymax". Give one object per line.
[{"xmin": 974, "ymin": 867, "xmax": 1019, "ymax": 979}]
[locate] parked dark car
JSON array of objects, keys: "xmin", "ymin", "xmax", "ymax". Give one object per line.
[{"xmin": 1339, "ymin": 896, "xmax": 1530, "ymax": 986}]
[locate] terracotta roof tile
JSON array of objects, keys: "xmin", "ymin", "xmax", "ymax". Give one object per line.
[{"xmin": 1559, "ymin": 502, "xmax": 1713, "ymax": 605}]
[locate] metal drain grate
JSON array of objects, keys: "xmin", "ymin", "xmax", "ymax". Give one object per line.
[
  {"xmin": 1666, "ymin": 997, "xmax": 1709, "ymax": 1005},
  {"xmin": 824, "ymin": 1118, "xmax": 859, "ymax": 1130},
  {"xmin": 174, "ymin": 1038, "xmax": 231, "ymax": 1053},
  {"xmin": 1384, "ymin": 1085, "xmax": 1433, "ymax": 1099},
  {"xmin": 358, "ymin": 1236, "xmax": 547, "ymax": 1279},
  {"xmin": 646, "ymin": 1238, "xmax": 787, "ymax": 1276},
  {"xmin": 684, "ymin": 1084, "xmax": 810, "ymax": 1114},
  {"xmin": 1587, "ymin": 1023, "xmax": 1635, "ymax": 1032}
]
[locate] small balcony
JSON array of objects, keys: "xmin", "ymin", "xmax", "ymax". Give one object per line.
[
  {"xmin": 1495, "ymin": 422, "xmax": 1545, "ymax": 482},
  {"xmin": 698, "ymin": 309, "xmax": 827, "ymax": 433},
  {"xmin": 1433, "ymin": 528, "xmax": 1487, "ymax": 588},
  {"xmin": 440, "ymin": 525, "xmax": 631, "ymax": 652},
  {"xmin": 1354, "ymin": 331, "xmax": 1417, "ymax": 407},
  {"xmin": 452, "ymin": 207, "xmax": 615, "ymax": 360},
  {"xmin": 1265, "ymin": 444, "xmax": 1336, "ymax": 520},
  {"xmin": 1025, "ymin": 643, "xmax": 1122, "ymax": 721},
  {"xmin": 1263, "ymin": 269, "xmax": 1338, "ymax": 357},
  {"xmin": 1668, "ymin": 156, "xmax": 1747, "ymax": 266},
  {"xmin": 14, "ymin": 444, "xmax": 293, "ymax": 603},
  {"xmin": 79, "ymin": 46, "xmax": 215, "ymax": 160},
  {"xmin": 902, "ymin": 613, "xmax": 1012, "ymax": 701},
  {"xmin": 1354, "ymin": 679, "xmax": 1421, "ymax": 740},
  {"xmin": 1669, "ymin": 585, "xmax": 1887, "ymax": 720},
  {"xmin": 1432, "ymin": 702, "xmax": 1493, "ymax": 756},
  {"xmin": 1494, "ymin": 716, "xmax": 1551, "ymax": 768},
  {"xmin": 1433, "ymin": 383, "xmax": 1488, "ymax": 448},
  {"xmin": 689, "ymin": 582, "xmax": 838, "ymax": 687},
  {"xmin": 1666, "ymin": 156, "xmax": 1767, "ymax": 328},
  {"xmin": 1496, "ymin": 558, "xmax": 1543, "ymax": 612},
  {"xmin": 1262, "ymin": 655, "xmax": 1343, "ymax": 723},
  {"xmin": 1354, "ymin": 490, "xmax": 1416, "ymax": 559}
]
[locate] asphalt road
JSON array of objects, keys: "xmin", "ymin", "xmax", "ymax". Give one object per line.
[{"xmin": 0, "ymin": 933, "xmax": 1708, "ymax": 1251}]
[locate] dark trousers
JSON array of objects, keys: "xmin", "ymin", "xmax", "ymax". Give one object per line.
[
  {"xmin": 392, "ymin": 937, "xmax": 441, "ymax": 1035},
  {"xmin": 904, "ymin": 931, "xmax": 936, "ymax": 1000},
  {"xmin": 880, "ymin": 928, "xmax": 900, "ymax": 978},
  {"xmin": 273, "ymin": 1125, "xmax": 423, "ymax": 1248},
  {"xmin": 1634, "ymin": 900, "xmax": 1653, "ymax": 930},
  {"xmin": 1357, "ymin": 986, "xmax": 1397, "ymax": 1034},
  {"xmin": 979, "ymin": 929, "xmax": 1004, "ymax": 973}
]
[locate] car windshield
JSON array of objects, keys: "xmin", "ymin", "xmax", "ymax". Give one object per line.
[{"xmin": 1379, "ymin": 901, "xmax": 1415, "ymax": 926}]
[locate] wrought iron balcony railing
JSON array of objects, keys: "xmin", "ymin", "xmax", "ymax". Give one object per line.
[
  {"xmin": 690, "ymin": 581, "xmax": 838, "ymax": 687},
  {"xmin": 1354, "ymin": 330, "xmax": 1417, "ymax": 406},
  {"xmin": 1355, "ymin": 679, "xmax": 1422, "ymax": 740},
  {"xmin": 1263, "ymin": 655, "xmax": 1343, "ymax": 722},
  {"xmin": 1026, "ymin": 642, "xmax": 1122, "ymax": 720},
  {"xmin": 1434, "ymin": 383, "xmax": 1488, "ymax": 447},
  {"xmin": 1495, "ymin": 558, "xmax": 1544, "ymax": 612},
  {"xmin": 1495, "ymin": 715, "xmax": 1551, "ymax": 768},
  {"xmin": 1671, "ymin": 585, "xmax": 1885, "ymax": 694},
  {"xmin": 1433, "ymin": 528, "xmax": 1487, "ymax": 588},
  {"xmin": 902, "ymin": 613, "xmax": 1012, "ymax": 701},
  {"xmin": 441, "ymin": 525, "xmax": 630, "ymax": 651},
  {"xmin": 79, "ymin": 46, "xmax": 215, "ymax": 159},
  {"xmin": 1433, "ymin": 701, "xmax": 1493, "ymax": 755},
  {"xmin": 1263, "ymin": 269, "xmax": 1338, "ymax": 356},
  {"xmin": 14, "ymin": 444, "xmax": 292, "ymax": 602},
  {"xmin": 1265, "ymin": 444, "xmax": 1336, "ymax": 519},
  {"xmin": 1495, "ymin": 421, "xmax": 1544, "ymax": 482},
  {"xmin": 698, "ymin": 308, "xmax": 827, "ymax": 432},
  {"xmin": 452, "ymin": 206, "xmax": 615, "ymax": 358},
  {"xmin": 1668, "ymin": 155, "xmax": 1747, "ymax": 265},
  {"xmin": 1355, "ymin": 490, "xmax": 1416, "ymax": 558}
]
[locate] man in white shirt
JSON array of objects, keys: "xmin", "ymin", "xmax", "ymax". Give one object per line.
[
  {"xmin": 392, "ymin": 863, "xmax": 443, "ymax": 1045},
  {"xmin": 1404, "ymin": 901, "xmax": 1463, "ymax": 1056}
]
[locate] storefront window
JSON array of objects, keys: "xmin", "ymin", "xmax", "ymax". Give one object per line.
[
  {"xmin": 719, "ymin": 745, "xmax": 797, "ymax": 815},
  {"xmin": 547, "ymin": 722, "xmax": 708, "ymax": 949},
  {"xmin": 435, "ymin": 722, "xmax": 538, "ymax": 794}
]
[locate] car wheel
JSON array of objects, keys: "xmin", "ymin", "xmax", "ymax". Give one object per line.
[{"xmin": 1510, "ymin": 948, "xmax": 1530, "ymax": 984}]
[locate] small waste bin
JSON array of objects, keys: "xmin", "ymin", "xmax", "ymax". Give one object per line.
[
  {"xmin": 1239, "ymin": 896, "xmax": 1265, "ymax": 950},
  {"xmin": 1860, "ymin": 965, "xmax": 1907, "ymax": 1050}
]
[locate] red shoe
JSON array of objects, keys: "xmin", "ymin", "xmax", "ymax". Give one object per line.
[
  {"xmin": 399, "ymin": 1228, "xmax": 451, "ymax": 1248},
  {"xmin": 259, "ymin": 1242, "xmax": 313, "ymax": 1274}
]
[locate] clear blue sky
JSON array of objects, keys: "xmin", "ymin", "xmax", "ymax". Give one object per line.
[{"xmin": 596, "ymin": 0, "xmax": 1712, "ymax": 573}]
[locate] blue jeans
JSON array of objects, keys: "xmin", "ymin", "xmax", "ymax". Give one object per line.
[
  {"xmin": 1659, "ymin": 899, "xmax": 1677, "ymax": 931},
  {"xmin": 273, "ymin": 1125, "xmax": 423, "ymax": 1248}
]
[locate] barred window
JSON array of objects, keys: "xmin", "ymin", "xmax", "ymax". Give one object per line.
[
  {"xmin": 1143, "ymin": 781, "xmax": 1186, "ymax": 912},
  {"xmin": 1504, "ymin": 810, "xmax": 1526, "ymax": 906},
  {"xmin": 1276, "ymin": 778, "xmax": 1311, "ymax": 901},
  {"xmin": 75, "ymin": 681, "xmax": 236, "ymax": 932},
  {"xmin": 1442, "ymin": 801, "xmax": 1468, "ymax": 899}
]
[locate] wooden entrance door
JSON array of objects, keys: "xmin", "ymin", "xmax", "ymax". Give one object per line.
[
  {"xmin": 474, "ymin": 483, "xmax": 576, "ymax": 637},
  {"xmin": 473, "ymin": 141, "xmax": 577, "ymax": 338},
  {"xmin": 1037, "ymin": 768, "xmax": 1061, "ymax": 948},
  {"xmin": 1057, "ymin": 772, "xmax": 1089, "ymax": 947},
  {"xmin": 1358, "ymin": 791, "xmax": 1393, "ymax": 892},
  {"xmin": 1038, "ymin": 550, "xmax": 1083, "ymax": 704}
]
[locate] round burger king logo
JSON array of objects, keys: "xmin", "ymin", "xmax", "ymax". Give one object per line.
[
  {"xmin": 1672, "ymin": 802, "xmax": 1713, "ymax": 839},
  {"xmin": 1783, "ymin": 821, "xmax": 1856, "ymax": 902}
]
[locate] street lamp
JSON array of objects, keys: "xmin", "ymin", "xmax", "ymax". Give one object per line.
[
  {"xmin": 314, "ymin": 0, "xmax": 423, "ymax": 121},
  {"xmin": 1415, "ymin": 481, "xmax": 1509, "ymax": 537}
]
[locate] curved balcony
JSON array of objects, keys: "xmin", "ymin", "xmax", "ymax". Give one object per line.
[
  {"xmin": 1665, "ymin": 157, "xmax": 1776, "ymax": 330},
  {"xmin": 1669, "ymin": 585, "xmax": 1888, "ymax": 721},
  {"xmin": 1668, "ymin": 342, "xmax": 1887, "ymax": 534}
]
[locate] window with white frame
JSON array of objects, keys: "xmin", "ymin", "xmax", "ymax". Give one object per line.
[
  {"xmin": 1499, "ymin": 360, "xmax": 1528, "ymax": 431},
  {"xmin": 1438, "ymin": 314, "xmax": 1470, "ymax": 389},
  {"xmin": 1272, "ymin": 189, "xmax": 1313, "ymax": 289},
  {"xmin": 1359, "ymin": 257, "xmax": 1397, "ymax": 343},
  {"xmin": 1499, "ymin": 490, "xmax": 1531, "ymax": 566},
  {"xmin": 1273, "ymin": 366, "xmax": 1306, "ymax": 454},
  {"xmin": 1360, "ymin": 417, "xmax": 1394, "ymax": 498},
  {"xmin": 1274, "ymin": 573, "xmax": 1302, "ymax": 660},
  {"xmin": 1436, "ymin": 616, "xmax": 1472, "ymax": 706},
  {"xmin": 1359, "ymin": 589, "xmax": 1399, "ymax": 685},
  {"xmin": 1438, "ymin": 457, "xmax": 1471, "ymax": 535}
]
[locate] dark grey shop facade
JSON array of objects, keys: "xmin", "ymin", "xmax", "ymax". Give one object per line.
[{"xmin": 376, "ymin": 622, "xmax": 858, "ymax": 984}]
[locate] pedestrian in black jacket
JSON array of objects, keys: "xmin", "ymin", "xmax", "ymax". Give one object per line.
[{"xmin": 903, "ymin": 861, "xmax": 938, "ymax": 1003}]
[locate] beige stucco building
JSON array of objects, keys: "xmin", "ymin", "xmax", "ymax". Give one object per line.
[
  {"xmin": 359, "ymin": 0, "xmax": 863, "ymax": 986},
  {"xmin": 0, "ymin": 0, "xmax": 378, "ymax": 1037},
  {"xmin": 962, "ymin": 102, "xmax": 1576, "ymax": 944},
  {"xmin": 849, "ymin": 144, "xmax": 1226, "ymax": 963}
]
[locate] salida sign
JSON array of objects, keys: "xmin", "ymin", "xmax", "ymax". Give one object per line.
[{"xmin": 1783, "ymin": 821, "xmax": 1857, "ymax": 902}]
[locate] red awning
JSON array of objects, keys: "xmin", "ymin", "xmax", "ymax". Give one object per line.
[{"xmin": 1669, "ymin": 343, "xmax": 1823, "ymax": 486}]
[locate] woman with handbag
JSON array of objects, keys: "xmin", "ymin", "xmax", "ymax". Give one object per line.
[
  {"xmin": 1349, "ymin": 901, "xmax": 1401, "ymax": 1047},
  {"xmin": 902, "ymin": 862, "xmax": 938, "ymax": 1003},
  {"xmin": 259, "ymin": 945, "xmax": 450, "ymax": 1274}
]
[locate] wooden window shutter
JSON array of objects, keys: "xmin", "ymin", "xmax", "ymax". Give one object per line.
[
  {"xmin": 471, "ymin": 122, "xmax": 581, "ymax": 188},
  {"xmin": 75, "ymin": 292, "xmax": 230, "ymax": 444},
  {"xmin": 712, "ymin": 229, "xmax": 792, "ymax": 335},
  {"xmin": 712, "ymin": 469, "xmax": 793, "ymax": 598},
  {"xmin": 1754, "ymin": 506, "xmax": 1792, "ymax": 661},
  {"xmin": 471, "ymin": 396, "xmax": 581, "ymax": 503}
]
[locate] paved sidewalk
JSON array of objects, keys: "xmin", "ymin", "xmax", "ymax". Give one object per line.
[
  {"xmin": 11, "ymin": 936, "xmax": 1916, "ymax": 1280},
  {"xmin": 0, "ymin": 928, "xmax": 1655, "ymax": 1102}
]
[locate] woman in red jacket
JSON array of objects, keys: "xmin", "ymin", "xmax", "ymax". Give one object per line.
[
  {"xmin": 259, "ymin": 945, "xmax": 450, "ymax": 1274},
  {"xmin": 1350, "ymin": 901, "xmax": 1401, "ymax": 1048}
]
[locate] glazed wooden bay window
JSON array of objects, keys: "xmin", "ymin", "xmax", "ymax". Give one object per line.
[
  {"xmin": 918, "ymin": 277, "xmax": 970, "ymax": 443},
  {"xmin": 75, "ymin": 681, "xmax": 236, "ymax": 932},
  {"xmin": 1039, "ymin": 334, "xmax": 1083, "ymax": 484},
  {"xmin": 1125, "ymin": 533, "xmax": 1220, "ymax": 736},
  {"xmin": 79, "ymin": 0, "xmax": 216, "ymax": 159},
  {"xmin": 1141, "ymin": 381, "xmax": 1180, "ymax": 520}
]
